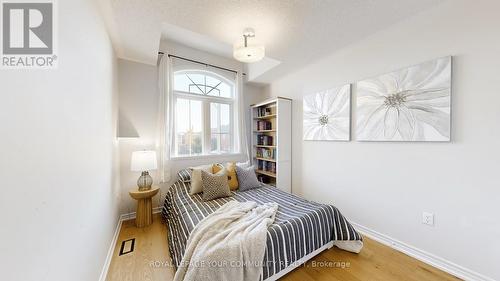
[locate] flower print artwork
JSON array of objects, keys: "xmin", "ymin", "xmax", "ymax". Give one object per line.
[
  {"xmin": 356, "ymin": 57, "xmax": 451, "ymax": 141},
  {"xmin": 303, "ymin": 84, "xmax": 351, "ymax": 141}
]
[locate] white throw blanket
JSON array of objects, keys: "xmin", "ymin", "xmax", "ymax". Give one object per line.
[{"xmin": 173, "ymin": 200, "xmax": 279, "ymax": 281}]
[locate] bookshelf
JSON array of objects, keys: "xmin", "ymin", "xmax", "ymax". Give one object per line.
[{"xmin": 251, "ymin": 97, "xmax": 292, "ymax": 193}]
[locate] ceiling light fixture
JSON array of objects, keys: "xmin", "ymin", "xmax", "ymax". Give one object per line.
[{"xmin": 233, "ymin": 28, "xmax": 265, "ymax": 63}]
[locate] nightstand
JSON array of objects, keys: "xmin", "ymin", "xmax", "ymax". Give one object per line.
[{"xmin": 129, "ymin": 186, "xmax": 160, "ymax": 228}]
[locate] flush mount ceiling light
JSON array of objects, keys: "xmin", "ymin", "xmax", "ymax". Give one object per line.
[{"xmin": 233, "ymin": 28, "xmax": 265, "ymax": 63}]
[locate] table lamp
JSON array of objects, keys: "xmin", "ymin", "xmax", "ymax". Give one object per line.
[{"xmin": 131, "ymin": 150, "xmax": 157, "ymax": 191}]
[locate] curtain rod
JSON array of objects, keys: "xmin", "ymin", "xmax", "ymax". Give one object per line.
[{"xmin": 158, "ymin": 52, "xmax": 246, "ymax": 76}]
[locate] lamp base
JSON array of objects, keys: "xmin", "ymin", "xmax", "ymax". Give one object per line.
[{"xmin": 137, "ymin": 171, "xmax": 153, "ymax": 191}]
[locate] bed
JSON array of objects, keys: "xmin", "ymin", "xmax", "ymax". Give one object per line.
[{"xmin": 162, "ymin": 179, "xmax": 363, "ymax": 280}]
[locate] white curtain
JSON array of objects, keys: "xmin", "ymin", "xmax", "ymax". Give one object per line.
[
  {"xmin": 156, "ymin": 55, "xmax": 174, "ymax": 183},
  {"xmin": 235, "ymin": 72, "xmax": 250, "ymax": 162}
]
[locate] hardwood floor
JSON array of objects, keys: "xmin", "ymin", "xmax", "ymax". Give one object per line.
[
  {"xmin": 106, "ymin": 214, "xmax": 461, "ymax": 281},
  {"xmin": 281, "ymin": 238, "xmax": 460, "ymax": 281},
  {"xmin": 106, "ymin": 214, "xmax": 175, "ymax": 281}
]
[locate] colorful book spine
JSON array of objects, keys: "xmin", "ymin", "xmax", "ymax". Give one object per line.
[
  {"xmin": 257, "ymin": 135, "xmax": 274, "ymax": 146},
  {"xmin": 256, "ymin": 121, "xmax": 272, "ymax": 131},
  {"xmin": 256, "ymin": 148, "xmax": 275, "ymax": 159},
  {"xmin": 256, "ymin": 107, "xmax": 273, "ymax": 117},
  {"xmin": 257, "ymin": 160, "xmax": 276, "ymax": 174}
]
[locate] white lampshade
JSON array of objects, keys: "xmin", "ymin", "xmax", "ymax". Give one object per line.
[
  {"xmin": 233, "ymin": 44, "xmax": 265, "ymax": 63},
  {"xmin": 130, "ymin": 151, "xmax": 157, "ymax": 172}
]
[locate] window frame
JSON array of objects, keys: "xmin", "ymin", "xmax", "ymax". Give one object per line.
[
  {"xmin": 209, "ymin": 101, "xmax": 234, "ymax": 154},
  {"xmin": 171, "ymin": 70, "xmax": 238, "ymax": 159},
  {"xmin": 172, "ymin": 95, "xmax": 204, "ymax": 157}
]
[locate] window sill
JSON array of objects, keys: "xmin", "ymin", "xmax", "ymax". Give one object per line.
[{"xmin": 170, "ymin": 153, "xmax": 244, "ymax": 161}]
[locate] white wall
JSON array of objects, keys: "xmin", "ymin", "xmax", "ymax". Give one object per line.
[
  {"xmin": 117, "ymin": 59, "xmax": 163, "ymax": 215},
  {"xmin": 117, "ymin": 41, "xmax": 266, "ymax": 214},
  {"xmin": 0, "ymin": 1, "xmax": 120, "ymax": 281},
  {"xmin": 265, "ymin": 0, "xmax": 500, "ymax": 280}
]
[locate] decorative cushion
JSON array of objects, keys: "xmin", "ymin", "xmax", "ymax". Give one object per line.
[
  {"xmin": 236, "ymin": 165, "xmax": 261, "ymax": 191},
  {"xmin": 177, "ymin": 168, "xmax": 192, "ymax": 182},
  {"xmin": 213, "ymin": 162, "xmax": 239, "ymax": 191},
  {"xmin": 236, "ymin": 161, "xmax": 251, "ymax": 168},
  {"xmin": 211, "ymin": 163, "xmax": 224, "ymax": 173},
  {"xmin": 189, "ymin": 164, "xmax": 213, "ymax": 195},
  {"xmin": 201, "ymin": 169, "xmax": 232, "ymax": 201}
]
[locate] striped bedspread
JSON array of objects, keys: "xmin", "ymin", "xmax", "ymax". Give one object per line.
[{"xmin": 162, "ymin": 180, "xmax": 362, "ymax": 280}]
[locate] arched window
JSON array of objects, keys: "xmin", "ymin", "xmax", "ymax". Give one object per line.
[
  {"xmin": 174, "ymin": 70, "xmax": 233, "ymax": 98},
  {"xmin": 173, "ymin": 70, "xmax": 236, "ymax": 157}
]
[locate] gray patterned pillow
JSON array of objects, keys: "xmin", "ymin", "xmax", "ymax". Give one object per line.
[
  {"xmin": 201, "ymin": 169, "xmax": 232, "ymax": 201},
  {"xmin": 177, "ymin": 168, "xmax": 192, "ymax": 182},
  {"xmin": 236, "ymin": 165, "xmax": 262, "ymax": 191}
]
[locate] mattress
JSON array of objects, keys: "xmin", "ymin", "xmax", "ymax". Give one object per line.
[{"xmin": 162, "ymin": 180, "xmax": 362, "ymax": 280}]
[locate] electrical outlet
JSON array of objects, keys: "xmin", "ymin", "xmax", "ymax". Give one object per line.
[{"xmin": 422, "ymin": 212, "xmax": 434, "ymax": 226}]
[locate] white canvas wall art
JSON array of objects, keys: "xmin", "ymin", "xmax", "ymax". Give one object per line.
[
  {"xmin": 303, "ymin": 84, "xmax": 351, "ymax": 141},
  {"xmin": 356, "ymin": 56, "xmax": 451, "ymax": 141}
]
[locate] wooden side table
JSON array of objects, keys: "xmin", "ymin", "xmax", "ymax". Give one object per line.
[{"xmin": 129, "ymin": 186, "xmax": 160, "ymax": 228}]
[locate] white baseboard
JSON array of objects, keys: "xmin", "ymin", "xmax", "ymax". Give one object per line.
[
  {"xmin": 351, "ymin": 222, "xmax": 494, "ymax": 281},
  {"xmin": 98, "ymin": 217, "xmax": 123, "ymax": 281},
  {"xmin": 120, "ymin": 206, "xmax": 163, "ymax": 221},
  {"xmin": 98, "ymin": 206, "xmax": 164, "ymax": 281}
]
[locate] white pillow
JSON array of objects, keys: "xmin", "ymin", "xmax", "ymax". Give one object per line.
[
  {"xmin": 236, "ymin": 161, "xmax": 251, "ymax": 168},
  {"xmin": 189, "ymin": 164, "xmax": 213, "ymax": 195}
]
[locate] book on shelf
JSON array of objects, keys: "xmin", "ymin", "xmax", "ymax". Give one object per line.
[
  {"xmin": 257, "ymin": 135, "xmax": 273, "ymax": 146},
  {"xmin": 256, "ymin": 120, "xmax": 272, "ymax": 131},
  {"xmin": 257, "ymin": 175, "xmax": 274, "ymax": 184},
  {"xmin": 256, "ymin": 147, "xmax": 275, "ymax": 160},
  {"xmin": 257, "ymin": 159, "xmax": 276, "ymax": 174},
  {"xmin": 256, "ymin": 107, "xmax": 273, "ymax": 117}
]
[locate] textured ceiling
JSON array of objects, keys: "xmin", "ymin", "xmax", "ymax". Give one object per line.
[{"xmin": 103, "ymin": 0, "xmax": 445, "ymax": 83}]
